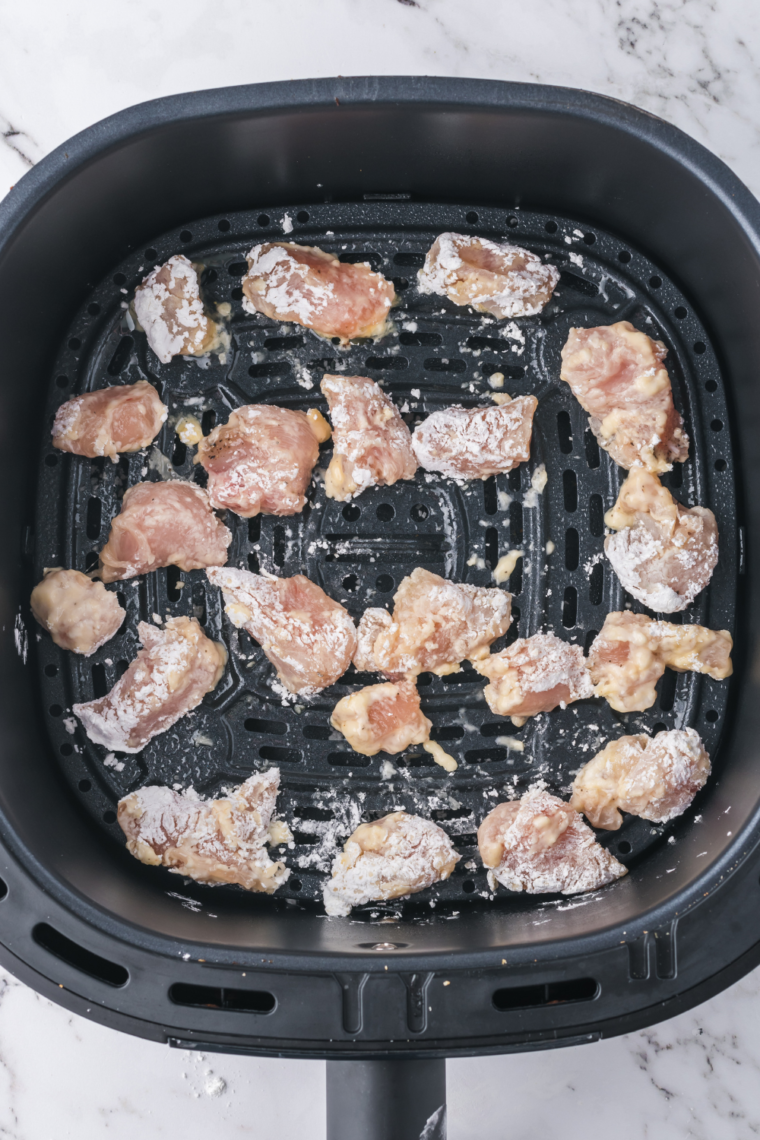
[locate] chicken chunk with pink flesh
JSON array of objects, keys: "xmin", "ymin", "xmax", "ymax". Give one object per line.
[
  {"xmin": 353, "ymin": 607, "xmax": 393, "ymax": 673},
  {"xmin": 323, "ymin": 811, "xmax": 459, "ymax": 916},
  {"xmin": 477, "ymin": 789, "xmax": 627, "ymax": 895},
  {"xmin": 242, "ymin": 243, "xmax": 395, "ymax": 344},
  {"xmin": 417, "ymin": 233, "xmax": 559, "ymax": 318},
  {"xmin": 473, "ymin": 632, "xmax": 593, "ymax": 725},
  {"xmin": 99, "ymin": 481, "xmax": 232, "ymax": 583},
  {"xmin": 133, "ymin": 254, "xmax": 218, "ymax": 364},
  {"xmin": 412, "ymin": 397, "xmax": 537, "ymax": 481},
  {"xmin": 571, "ymin": 728, "xmax": 710, "ymax": 831},
  {"xmin": 118, "ymin": 768, "xmax": 290, "ymax": 893},
  {"xmin": 330, "ymin": 679, "xmax": 432, "ymax": 756},
  {"xmin": 52, "ymin": 381, "xmax": 167, "ymax": 462},
  {"xmin": 207, "ymin": 566, "xmax": 356, "ymax": 695},
  {"xmin": 560, "ymin": 321, "xmax": 689, "ymax": 472},
  {"xmin": 371, "ymin": 568, "xmax": 512, "ymax": 678},
  {"xmin": 321, "ymin": 375, "xmax": 417, "ymax": 500},
  {"xmin": 197, "ymin": 404, "xmax": 329, "ymax": 517},
  {"xmin": 31, "ymin": 569, "xmax": 125, "ymax": 656},
  {"xmin": 604, "ymin": 468, "xmax": 718, "ymax": 613},
  {"xmin": 588, "ymin": 611, "xmax": 733, "ymax": 713},
  {"xmin": 73, "ymin": 616, "xmax": 226, "ymax": 753}
]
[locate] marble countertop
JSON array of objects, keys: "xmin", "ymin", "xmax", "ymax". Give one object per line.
[{"xmin": 3, "ymin": 1, "xmax": 760, "ymax": 1136}]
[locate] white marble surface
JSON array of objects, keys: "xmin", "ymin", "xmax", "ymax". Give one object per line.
[{"xmin": 3, "ymin": 0, "xmax": 760, "ymax": 1135}]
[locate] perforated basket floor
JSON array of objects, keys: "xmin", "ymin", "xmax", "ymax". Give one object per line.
[{"xmin": 32, "ymin": 202, "xmax": 737, "ymax": 914}]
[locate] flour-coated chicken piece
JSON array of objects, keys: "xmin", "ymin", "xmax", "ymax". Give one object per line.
[
  {"xmin": 242, "ymin": 243, "xmax": 395, "ymax": 344},
  {"xmin": 560, "ymin": 321, "xmax": 689, "ymax": 472},
  {"xmin": 330, "ymin": 679, "xmax": 432, "ymax": 756},
  {"xmin": 474, "ymin": 632, "xmax": 593, "ymax": 724},
  {"xmin": 133, "ymin": 254, "xmax": 218, "ymax": 364},
  {"xmin": 321, "ymin": 375, "xmax": 417, "ymax": 500},
  {"xmin": 412, "ymin": 397, "xmax": 537, "ymax": 481},
  {"xmin": 99, "ymin": 480, "xmax": 232, "ymax": 583},
  {"xmin": 73, "ymin": 616, "xmax": 227, "ymax": 753},
  {"xmin": 52, "ymin": 381, "xmax": 167, "ymax": 462},
  {"xmin": 418, "ymin": 233, "xmax": 559, "ymax": 318},
  {"xmin": 323, "ymin": 811, "xmax": 459, "ymax": 916},
  {"xmin": 31, "ymin": 569, "xmax": 125, "ymax": 656},
  {"xmin": 118, "ymin": 767, "xmax": 290, "ymax": 893},
  {"xmin": 207, "ymin": 566, "xmax": 356, "ymax": 695}
]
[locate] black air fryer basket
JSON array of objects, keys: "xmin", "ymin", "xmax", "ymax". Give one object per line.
[{"xmin": 1, "ymin": 77, "xmax": 760, "ymax": 1139}]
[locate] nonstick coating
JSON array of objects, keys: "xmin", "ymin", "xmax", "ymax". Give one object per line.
[{"xmin": 35, "ymin": 201, "xmax": 736, "ymax": 913}]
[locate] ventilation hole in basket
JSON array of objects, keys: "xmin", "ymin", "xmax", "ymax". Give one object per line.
[
  {"xmin": 507, "ymin": 215, "xmax": 518, "ymax": 228},
  {"xmin": 711, "ymin": 419, "xmax": 723, "ymax": 432},
  {"xmin": 509, "ymin": 555, "xmax": 523, "ymax": 597},
  {"xmin": 192, "ymin": 583, "xmax": 207, "ymax": 624},
  {"xmin": 257, "ymin": 213, "xmax": 270, "ymax": 227},
  {"xmin": 617, "ymin": 250, "xmax": 631, "ymax": 263},
  {"xmin": 693, "ymin": 341, "xmax": 706, "ymax": 355},
  {"xmin": 410, "ymin": 503, "xmax": 429, "ymax": 522},
  {"xmin": 376, "ymin": 503, "xmax": 395, "ymax": 522},
  {"xmin": 493, "ymin": 977, "xmax": 598, "ymax": 1011},
  {"xmin": 115, "ymin": 660, "xmax": 128, "ymax": 678},
  {"xmin": 179, "ymin": 230, "xmax": 192, "ymax": 243},
  {"xmin": 509, "ymin": 501, "xmax": 523, "ymax": 546},
  {"xmin": 715, "ymin": 458, "xmax": 727, "ymax": 471},
  {"xmin": 248, "ymin": 516, "xmax": 261, "ymax": 543},
  {"xmin": 113, "ymin": 272, "xmax": 126, "ymax": 286},
  {"xmin": 376, "ymin": 574, "xmax": 394, "ymax": 593},
  {"xmin": 508, "ymin": 468, "xmax": 521, "ymax": 493},
  {"xmin": 166, "ymin": 565, "xmax": 182, "ymax": 603},
  {"xmin": 56, "ymin": 374, "xmax": 68, "ymax": 388},
  {"xmin": 393, "ymin": 276, "xmax": 410, "ymax": 291},
  {"xmin": 484, "ymin": 527, "xmax": 498, "ymax": 569},
  {"xmin": 399, "ymin": 331, "xmax": 442, "ymax": 347},
  {"xmin": 583, "ymin": 232, "xmax": 596, "ymax": 245},
  {"xmin": 563, "ymin": 470, "xmax": 578, "ymax": 513},
  {"xmin": 545, "ymin": 221, "xmax": 558, "ymax": 234},
  {"xmin": 481, "ymin": 720, "xmax": 518, "ymax": 737},
  {"xmin": 49, "ymin": 704, "xmax": 62, "ymax": 717},
  {"xmin": 557, "ymin": 410, "xmax": 573, "ymax": 454},
  {"xmin": 559, "ymin": 271, "xmax": 598, "ymax": 298},
  {"xmin": 289, "ymin": 879, "xmax": 302, "ymax": 891},
  {"xmin": 424, "ymin": 357, "xmax": 466, "ymax": 373},
  {"xmin": 342, "ymin": 573, "xmax": 359, "ymax": 593},
  {"xmin": 273, "ymin": 525, "xmax": 288, "ymax": 568},
  {"xmin": 103, "ymin": 810, "xmax": 117, "ymax": 824},
  {"xmin": 201, "ymin": 409, "xmax": 216, "ymax": 434},
  {"xmin": 231, "ymin": 287, "xmax": 243, "ymax": 300},
  {"xmin": 584, "ymin": 429, "xmax": 600, "ymax": 469},
  {"xmin": 169, "ymin": 983, "xmax": 274, "ymax": 1012},
  {"xmin": 430, "ymin": 725, "xmax": 465, "ymax": 743},
  {"xmin": 339, "ymin": 251, "xmax": 382, "ymax": 270},
  {"xmin": 145, "ymin": 248, "xmax": 157, "ymax": 260},
  {"xmin": 588, "ymin": 494, "xmax": 604, "ymax": 537},
  {"xmin": 328, "ymin": 752, "xmax": 370, "ymax": 767},
  {"xmin": 705, "ymin": 379, "xmax": 718, "ymax": 393},
  {"xmin": 562, "ymin": 586, "xmax": 577, "ymax": 628},
  {"xmin": 617, "ymin": 841, "xmax": 632, "ymax": 855},
  {"xmin": 87, "ymin": 302, "xmax": 101, "ymax": 317},
  {"xmin": 106, "ymin": 335, "xmax": 134, "ymax": 376},
  {"xmin": 462, "ymin": 880, "xmax": 476, "ymax": 893},
  {"xmin": 343, "ymin": 504, "xmax": 361, "ymax": 522},
  {"xmin": 295, "ymin": 210, "xmax": 309, "ymax": 224},
  {"xmin": 33, "ymin": 923, "xmax": 127, "ymax": 986},
  {"xmin": 201, "ymin": 267, "xmax": 218, "ymax": 286},
  {"xmin": 466, "ymin": 211, "xmax": 478, "ymax": 224},
  {"xmin": 649, "ymin": 275, "xmax": 662, "ymax": 288},
  {"xmin": 365, "ymin": 355, "xmax": 408, "ymax": 371},
  {"xmin": 85, "ymin": 551, "xmax": 99, "ymax": 572},
  {"xmin": 68, "ymin": 337, "xmax": 81, "ymax": 350},
  {"xmin": 674, "ymin": 306, "xmax": 687, "ymax": 319},
  {"xmin": 483, "ymin": 476, "xmax": 498, "ymax": 515},
  {"xmin": 584, "ymin": 629, "xmax": 598, "ymax": 654},
  {"xmin": 249, "ymin": 361, "xmax": 291, "ymax": 379},
  {"xmin": 302, "ymin": 725, "xmax": 331, "ymax": 742},
  {"xmin": 259, "ymin": 746, "xmax": 301, "ymax": 764},
  {"xmin": 172, "ymin": 437, "xmax": 187, "ymax": 467},
  {"xmin": 589, "ymin": 563, "xmax": 604, "ymax": 606},
  {"xmin": 227, "ymin": 260, "xmax": 248, "ymax": 277},
  {"xmin": 565, "ymin": 528, "xmax": 579, "ymax": 572},
  {"xmin": 44, "ymin": 664, "xmax": 57, "ymax": 678},
  {"xmin": 705, "ymin": 709, "xmax": 719, "ymax": 722},
  {"xmin": 653, "ymin": 723, "xmax": 667, "ymax": 734},
  {"xmin": 91, "ymin": 663, "xmax": 107, "ymax": 698},
  {"xmin": 78, "ymin": 779, "xmax": 91, "ymax": 792},
  {"xmin": 84, "ymin": 497, "xmax": 101, "ymax": 541},
  {"xmin": 265, "ymin": 335, "xmax": 304, "ymax": 351},
  {"xmin": 245, "ymin": 717, "xmax": 287, "ymax": 736},
  {"xmin": 60, "ymin": 743, "xmax": 73, "ymax": 756},
  {"xmin": 658, "ymin": 669, "xmax": 677, "ymax": 712},
  {"xmin": 218, "ymin": 219, "xmax": 231, "ymax": 232}
]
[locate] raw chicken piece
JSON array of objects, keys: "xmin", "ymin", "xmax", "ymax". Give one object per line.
[
  {"xmin": 560, "ymin": 321, "xmax": 689, "ymax": 472},
  {"xmin": 588, "ymin": 611, "xmax": 733, "ymax": 713},
  {"xmin": 30, "ymin": 569, "xmax": 124, "ymax": 656},
  {"xmin": 473, "ymin": 632, "xmax": 593, "ymax": 724},
  {"xmin": 99, "ymin": 481, "xmax": 232, "ymax": 583},
  {"xmin": 353, "ymin": 607, "xmax": 393, "ymax": 673},
  {"xmin": 412, "ymin": 397, "xmax": 537, "ymax": 481},
  {"xmin": 207, "ymin": 566, "xmax": 356, "ymax": 695},
  {"xmin": 197, "ymin": 404, "xmax": 327, "ymax": 517},
  {"xmin": 604, "ymin": 468, "xmax": 718, "ymax": 612},
  {"xmin": 242, "ymin": 243, "xmax": 395, "ymax": 344},
  {"xmin": 134, "ymin": 254, "xmax": 218, "ymax": 364},
  {"xmin": 330, "ymin": 679, "xmax": 432, "ymax": 756},
  {"xmin": 372, "ymin": 568, "xmax": 512, "ymax": 677},
  {"xmin": 321, "ymin": 375, "xmax": 417, "ymax": 500},
  {"xmin": 477, "ymin": 789, "xmax": 627, "ymax": 895},
  {"xmin": 52, "ymin": 381, "xmax": 167, "ymax": 462},
  {"xmin": 118, "ymin": 768, "xmax": 290, "ymax": 893},
  {"xmin": 417, "ymin": 233, "xmax": 559, "ymax": 318},
  {"xmin": 323, "ymin": 811, "xmax": 459, "ymax": 916},
  {"xmin": 571, "ymin": 728, "xmax": 710, "ymax": 830},
  {"xmin": 73, "ymin": 616, "xmax": 227, "ymax": 753}
]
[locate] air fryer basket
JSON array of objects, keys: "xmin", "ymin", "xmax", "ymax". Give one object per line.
[{"xmin": 0, "ymin": 78, "xmax": 760, "ymax": 1088}]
